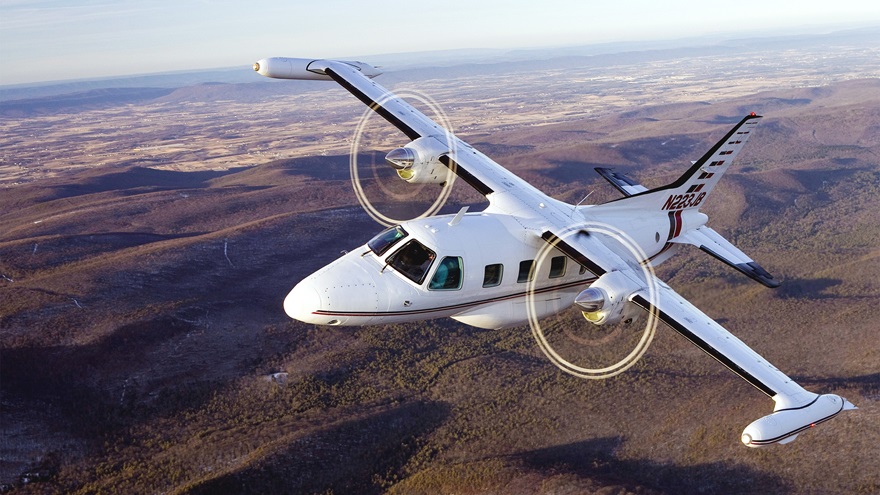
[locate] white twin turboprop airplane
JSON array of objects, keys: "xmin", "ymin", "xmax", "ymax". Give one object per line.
[{"xmin": 254, "ymin": 56, "xmax": 854, "ymax": 447}]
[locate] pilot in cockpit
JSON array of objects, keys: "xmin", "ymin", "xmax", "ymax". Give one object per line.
[{"xmin": 388, "ymin": 240, "xmax": 436, "ymax": 284}]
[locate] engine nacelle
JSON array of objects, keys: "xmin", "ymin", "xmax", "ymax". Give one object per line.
[
  {"xmin": 385, "ymin": 136, "xmax": 453, "ymax": 185},
  {"xmin": 574, "ymin": 271, "xmax": 642, "ymax": 325},
  {"xmin": 253, "ymin": 57, "xmax": 382, "ymax": 80}
]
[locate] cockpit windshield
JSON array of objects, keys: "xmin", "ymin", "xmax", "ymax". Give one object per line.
[
  {"xmin": 368, "ymin": 225, "xmax": 408, "ymax": 256},
  {"xmin": 387, "ymin": 240, "xmax": 436, "ymax": 285}
]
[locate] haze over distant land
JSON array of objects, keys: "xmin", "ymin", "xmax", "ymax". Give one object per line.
[
  {"xmin": 2, "ymin": 27, "xmax": 878, "ymax": 187},
  {"xmin": 2, "ymin": 0, "xmax": 879, "ymax": 85},
  {"xmin": 1, "ymin": 26, "xmax": 879, "ymax": 495},
  {"xmin": 0, "ymin": 22, "xmax": 877, "ymax": 90}
]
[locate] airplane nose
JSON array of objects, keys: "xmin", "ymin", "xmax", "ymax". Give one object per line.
[
  {"xmin": 283, "ymin": 251, "xmax": 391, "ymax": 325},
  {"xmin": 284, "ymin": 281, "xmax": 322, "ymax": 322}
]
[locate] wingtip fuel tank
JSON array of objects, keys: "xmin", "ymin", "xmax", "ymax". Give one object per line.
[
  {"xmin": 741, "ymin": 394, "xmax": 856, "ymax": 447},
  {"xmin": 253, "ymin": 57, "xmax": 382, "ymax": 80}
]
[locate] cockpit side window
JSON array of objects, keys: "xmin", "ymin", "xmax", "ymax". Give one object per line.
[
  {"xmin": 387, "ymin": 240, "xmax": 436, "ymax": 285},
  {"xmin": 368, "ymin": 225, "xmax": 408, "ymax": 256},
  {"xmin": 429, "ymin": 256, "xmax": 463, "ymax": 290}
]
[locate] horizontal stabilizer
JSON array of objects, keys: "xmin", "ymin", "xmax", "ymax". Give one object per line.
[
  {"xmin": 595, "ymin": 168, "xmax": 648, "ymax": 197},
  {"xmin": 673, "ymin": 226, "xmax": 780, "ymax": 287}
]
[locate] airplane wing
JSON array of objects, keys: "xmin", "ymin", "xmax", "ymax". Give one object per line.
[
  {"xmin": 541, "ymin": 227, "xmax": 854, "ymax": 446},
  {"xmin": 628, "ymin": 281, "xmax": 854, "ymax": 446},
  {"xmin": 673, "ymin": 226, "xmax": 780, "ymax": 287},
  {"xmin": 543, "ymin": 228, "xmax": 787, "ymax": 395},
  {"xmin": 260, "ymin": 58, "xmax": 551, "ymax": 206},
  {"xmin": 594, "ymin": 167, "xmax": 648, "ymax": 197},
  {"xmin": 545, "ymin": 224, "xmax": 809, "ymax": 400},
  {"xmin": 316, "ymin": 60, "xmax": 445, "ymax": 141},
  {"xmin": 630, "ymin": 281, "xmax": 803, "ymax": 400}
]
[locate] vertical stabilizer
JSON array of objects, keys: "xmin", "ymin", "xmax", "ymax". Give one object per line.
[{"xmin": 604, "ymin": 114, "xmax": 761, "ymax": 212}]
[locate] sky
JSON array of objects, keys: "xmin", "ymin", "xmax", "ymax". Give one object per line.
[{"xmin": 1, "ymin": 0, "xmax": 879, "ymax": 86}]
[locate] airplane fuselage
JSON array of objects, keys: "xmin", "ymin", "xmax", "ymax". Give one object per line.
[{"xmin": 284, "ymin": 201, "xmax": 704, "ymax": 329}]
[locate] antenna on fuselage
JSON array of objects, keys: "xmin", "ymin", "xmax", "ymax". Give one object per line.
[
  {"xmin": 571, "ymin": 191, "xmax": 594, "ymax": 217},
  {"xmin": 448, "ymin": 206, "xmax": 469, "ymax": 226}
]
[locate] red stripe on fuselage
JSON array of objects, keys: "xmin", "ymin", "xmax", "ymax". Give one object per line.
[
  {"xmin": 674, "ymin": 210, "xmax": 683, "ymax": 238},
  {"xmin": 311, "ymin": 277, "xmax": 596, "ymax": 318}
]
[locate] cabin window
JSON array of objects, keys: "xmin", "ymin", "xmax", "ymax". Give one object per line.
[
  {"xmin": 368, "ymin": 225, "xmax": 408, "ymax": 256},
  {"xmin": 517, "ymin": 260, "xmax": 535, "ymax": 283},
  {"xmin": 549, "ymin": 256, "xmax": 566, "ymax": 278},
  {"xmin": 387, "ymin": 240, "xmax": 435, "ymax": 285},
  {"xmin": 429, "ymin": 256, "xmax": 463, "ymax": 290},
  {"xmin": 579, "ymin": 264, "xmax": 587, "ymax": 275},
  {"xmin": 482, "ymin": 263, "xmax": 503, "ymax": 287}
]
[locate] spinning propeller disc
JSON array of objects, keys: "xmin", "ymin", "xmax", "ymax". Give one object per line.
[
  {"xmin": 527, "ymin": 223, "xmax": 661, "ymax": 379},
  {"xmin": 349, "ymin": 88, "xmax": 457, "ymax": 226}
]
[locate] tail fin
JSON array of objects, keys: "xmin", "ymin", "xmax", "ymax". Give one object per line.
[
  {"xmin": 590, "ymin": 114, "xmax": 779, "ymax": 287},
  {"xmin": 604, "ymin": 114, "xmax": 761, "ymax": 212}
]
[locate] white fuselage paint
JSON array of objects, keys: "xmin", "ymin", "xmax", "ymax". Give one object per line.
[{"xmin": 284, "ymin": 200, "xmax": 705, "ymax": 329}]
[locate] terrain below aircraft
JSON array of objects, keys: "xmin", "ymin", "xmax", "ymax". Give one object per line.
[{"xmin": 253, "ymin": 56, "xmax": 855, "ymax": 447}]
